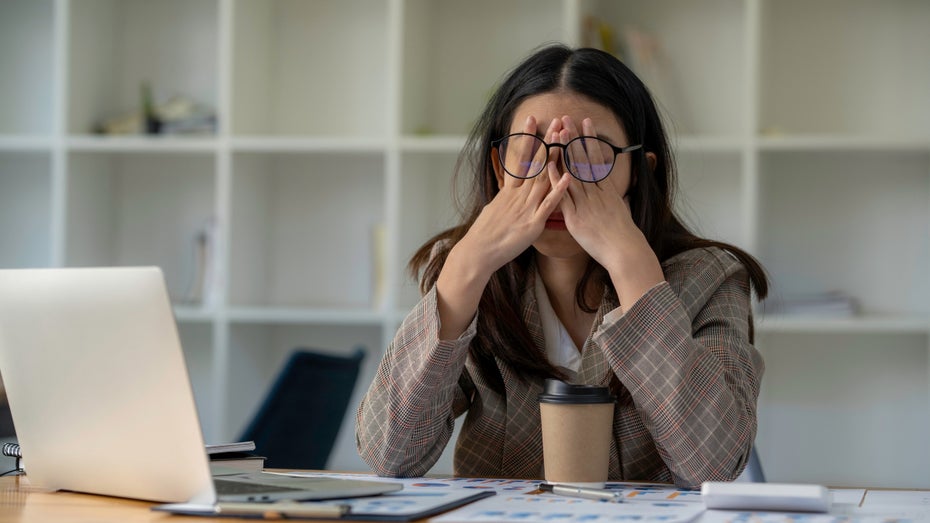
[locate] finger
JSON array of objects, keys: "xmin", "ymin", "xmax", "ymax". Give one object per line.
[
  {"xmin": 546, "ymin": 160, "xmax": 569, "ymax": 194},
  {"xmin": 544, "ymin": 118, "xmax": 561, "ymax": 163},
  {"xmin": 547, "ymin": 159, "xmax": 562, "ymax": 187},
  {"xmin": 545, "ymin": 117, "xmax": 561, "ymax": 136},
  {"xmin": 526, "ymin": 154, "xmax": 555, "ymax": 203},
  {"xmin": 561, "ymin": 136, "xmax": 588, "ymax": 200},
  {"xmin": 560, "ymin": 127, "xmax": 591, "ymax": 185},
  {"xmin": 506, "ymin": 115, "xmax": 538, "ymax": 184},
  {"xmin": 540, "ymin": 162, "xmax": 571, "ymax": 217},
  {"xmin": 561, "ymin": 115, "xmax": 580, "ymax": 140},
  {"xmin": 524, "ymin": 115, "xmax": 537, "ymax": 134},
  {"xmin": 520, "ymin": 117, "xmax": 559, "ymax": 180},
  {"xmin": 562, "ymin": 120, "xmax": 595, "ymax": 182},
  {"xmin": 581, "ymin": 118, "xmax": 609, "ymax": 182}
]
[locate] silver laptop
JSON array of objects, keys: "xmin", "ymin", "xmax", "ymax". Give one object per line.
[{"xmin": 0, "ymin": 267, "xmax": 400, "ymax": 505}]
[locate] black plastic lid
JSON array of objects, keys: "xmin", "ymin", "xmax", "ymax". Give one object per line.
[{"xmin": 538, "ymin": 379, "xmax": 616, "ymax": 404}]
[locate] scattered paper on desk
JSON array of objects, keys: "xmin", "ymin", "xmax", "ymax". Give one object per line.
[
  {"xmin": 700, "ymin": 510, "xmax": 930, "ymax": 523},
  {"xmin": 830, "ymin": 488, "xmax": 867, "ymax": 507},
  {"xmin": 427, "ymin": 478, "xmax": 703, "ymax": 502},
  {"xmin": 432, "ymin": 494, "xmax": 704, "ymax": 523},
  {"xmin": 406, "ymin": 479, "xmax": 704, "ymax": 523},
  {"xmin": 861, "ymin": 490, "xmax": 930, "ymax": 507},
  {"xmin": 433, "ymin": 494, "xmax": 704, "ymax": 523},
  {"xmin": 275, "ymin": 474, "xmax": 930, "ymax": 523},
  {"xmin": 281, "ymin": 474, "xmax": 705, "ymax": 522},
  {"xmin": 614, "ymin": 482, "xmax": 703, "ymax": 502},
  {"xmin": 701, "ymin": 490, "xmax": 930, "ymax": 523}
]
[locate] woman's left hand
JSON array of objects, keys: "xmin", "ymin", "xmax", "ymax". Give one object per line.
[{"xmin": 551, "ymin": 116, "xmax": 665, "ymax": 310}]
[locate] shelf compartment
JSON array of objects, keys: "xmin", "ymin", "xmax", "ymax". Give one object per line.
[
  {"xmin": 674, "ymin": 150, "xmax": 746, "ymax": 250},
  {"xmin": 178, "ymin": 323, "xmax": 217, "ymax": 443},
  {"xmin": 581, "ymin": 0, "xmax": 748, "ymax": 137},
  {"xmin": 0, "ymin": 152, "xmax": 53, "ymax": 268},
  {"xmin": 396, "ymin": 151, "xmax": 462, "ymax": 309},
  {"xmin": 0, "ymin": 0, "xmax": 55, "ymax": 135},
  {"xmin": 65, "ymin": 151, "xmax": 216, "ymax": 304},
  {"xmin": 759, "ymin": 0, "xmax": 930, "ymax": 137},
  {"xmin": 231, "ymin": 0, "xmax": 388, "ymax": 137},
  {"xmin": 224, "ymin": 322, "xmax": 383, "ymax": 469},
  {"xmin": 757, "ymin": 151, "xmax": 930, "ymax": 318},
  {"xmin": 67, "ymin": 0, "xmax": 219, "ymax": 135},
  {"xmin": 229, "ymin": 152, "xmax": 385, "ymax": 309},
  {"xmin": 756, "ymin": 331, "xmax": 930, "ymax": 488},
  {"xmin": 401, "ymin": 0, "xmax": 564, "ymax": 136}
]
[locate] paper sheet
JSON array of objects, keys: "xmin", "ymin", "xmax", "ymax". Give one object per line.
[
  {"xmin": 698, "ymin": 510, "xmax": 930, "ymax": 523},
  {"xmin": 433, "ymin": 493, "xmax": 704, "ymax": 523},
  {"xmin": 281, "ymin": 474, "xmax": 706, "ymax": 523},
  {"xmin": 830, "ymin": 488, "xmax": 867, "ymax": 507},
  {"xmin": 278, "ymin": 473, "xmax": 930, "ymax": 523},
  {"xmin": 861, "ymin": 490, "xmax": 930, "ymax": 507}
]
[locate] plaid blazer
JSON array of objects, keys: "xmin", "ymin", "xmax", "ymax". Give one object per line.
[{"xmin": 356, "ymin": 247, "xmax": 763, "ymax": 488}]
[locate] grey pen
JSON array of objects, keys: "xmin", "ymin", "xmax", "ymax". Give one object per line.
[{"xmin": 539, "ymin": 482, "xmax": 624, "ymax": 503}]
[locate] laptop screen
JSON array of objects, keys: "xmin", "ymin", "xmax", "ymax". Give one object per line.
[{"xmin": 0, "ymin": 267, "xmax": 215, "ymax": 503}]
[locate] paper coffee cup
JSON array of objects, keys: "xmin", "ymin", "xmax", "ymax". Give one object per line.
[{"xmin": 539, "ymin": 379, "xmax": 615, "ymax": 487}]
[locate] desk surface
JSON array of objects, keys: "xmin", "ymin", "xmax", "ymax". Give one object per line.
[
  {"xmin": 2, "ymin": 475, "xmax": 444, "ymax": 523},
  {"xmin": 0, "ymin": 475, "xmax": 212, "ymax": 522},
  {"xmin": 3, "ymin": 475, "xmax": 929, "ymax": 523}
]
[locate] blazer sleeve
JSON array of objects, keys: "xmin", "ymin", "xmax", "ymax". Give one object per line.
[
  {"xmin": 355, "ymin": 285, "xmax": 476, "ymax": 477},
  {"xmin": 594, "ymin": 248, "xmax": 764, "ymax": 488}
]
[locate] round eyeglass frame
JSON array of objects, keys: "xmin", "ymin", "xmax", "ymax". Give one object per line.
[{"xmin": 491, "ymin": 133, "xmax": 643, "ymax": 183}]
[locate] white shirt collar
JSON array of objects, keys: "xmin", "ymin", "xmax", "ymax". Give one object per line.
[{"xmin": 534, "ymin": 272, "xmax": 582, "ymax": 378}]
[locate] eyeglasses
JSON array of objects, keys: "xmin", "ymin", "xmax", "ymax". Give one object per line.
[{"xmin": 491, "ymin": 133, "xmax": 643, "ymax": 183}]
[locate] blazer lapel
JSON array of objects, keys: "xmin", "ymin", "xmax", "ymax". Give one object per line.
[{"xmin": 498, "ymin": 271, "xmax": 546, "ymax": 478}]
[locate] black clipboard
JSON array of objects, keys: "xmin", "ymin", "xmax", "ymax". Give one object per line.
[{"xmin": 154, "ymin": 489, "xmax": 495, "ymax": 520}]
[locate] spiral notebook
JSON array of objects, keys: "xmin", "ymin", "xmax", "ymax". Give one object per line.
[{"xmin": 0, "ymin": 267, "xmax": 401, "ymax": 505}]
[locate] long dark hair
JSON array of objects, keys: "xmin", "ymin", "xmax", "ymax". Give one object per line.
[{"xmin": 410, "ymin": 44, "xmax": 768, "ymax": 393}]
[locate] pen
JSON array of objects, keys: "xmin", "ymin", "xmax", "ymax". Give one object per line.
[
  {"xmin": 217, "ymin": 501, "xmax": 350, "ymax": 518},
  {"xmin": 539, "ymin": 482, "xmax": 624, "ymax": 503}
]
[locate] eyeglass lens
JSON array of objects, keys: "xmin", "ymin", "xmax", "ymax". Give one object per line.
[{"xmin": 499, "ymin": 135, "xmax": 617, "ymax": 182}]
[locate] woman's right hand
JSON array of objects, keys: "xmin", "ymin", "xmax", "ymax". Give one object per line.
[
  {"xmin": 459, "ymin": 116, "xmax": 571, "ymax": 275},
  {"xmin": 434, "ymin": 116, "xmax": 570, "ymax": 340}
]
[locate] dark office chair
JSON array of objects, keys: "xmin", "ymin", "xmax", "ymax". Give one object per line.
[{"xmin": 238, "ymin": 347, "xmax": 366, "ymax": 470}]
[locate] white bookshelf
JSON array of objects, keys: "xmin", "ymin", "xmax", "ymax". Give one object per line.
[{"xmin": 0, "ymin": 0, "xmax": 927, "ymax": 487}]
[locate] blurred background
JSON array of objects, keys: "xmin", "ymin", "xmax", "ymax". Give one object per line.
[{"xmin": 0, "ymin": 0, "xmax": 928, "ymax": 487}]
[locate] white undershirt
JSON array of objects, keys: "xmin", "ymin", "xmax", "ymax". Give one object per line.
[{"xmin": 534, "ymin": 273, "xmax": 582, "ymax": 380}]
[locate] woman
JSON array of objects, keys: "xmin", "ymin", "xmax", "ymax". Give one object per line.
[{"xmin": 356, "ymin": 44, "xmax": 768, "ymax": 488}]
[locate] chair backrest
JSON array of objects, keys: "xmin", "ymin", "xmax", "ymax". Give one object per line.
[{"xmin": 239, "ymin": 347, "xmax": 365, "ymax": 469}]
